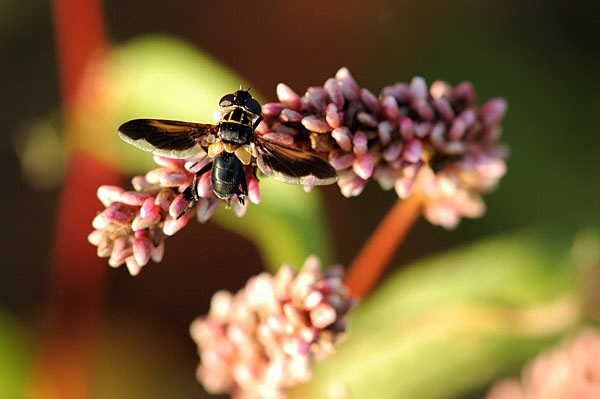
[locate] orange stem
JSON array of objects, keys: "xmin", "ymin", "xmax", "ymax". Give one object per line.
[{"xmin": 344, "ymin": 194, "xmax": 423, "ymax": 299}]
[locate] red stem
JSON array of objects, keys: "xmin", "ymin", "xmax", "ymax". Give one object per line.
[
  {"xmin": 28, "ymin": 1, "xmax": 121, "ymax": 398},
  {"xmin": 344, "ymin": 194, "xmax": 423, "ymax": 300},
  {"xmin": 53, "ymin": 0, "xmax": 108, "ymax": 108}
]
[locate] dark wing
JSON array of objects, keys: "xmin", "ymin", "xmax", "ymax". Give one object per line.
[
  {"xmin": 118, "ymin": 119, "xmax": 218, "ymax": 159},
  {"xmin": 255, "ymin": 135, "xmax": 338, "ymax": 185}
]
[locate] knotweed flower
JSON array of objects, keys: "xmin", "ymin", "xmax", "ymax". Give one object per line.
[
  {"xmin": 189, "ymin": 256, "xmax": 356, "ymax": 399},
  {"xmin": 487, "ymin": 329, "xmax": 600, "ymax": 399},
  {"xmin": 88, "ymin": 153, "xmax": 257, "ymax": 275},
  {"xmin": 90, "ymin": 67, "xmax": 508, "ymax": 272},
  {"xmin": 259, "ymin": 68, "xmax": 508, "ymax": 229}
]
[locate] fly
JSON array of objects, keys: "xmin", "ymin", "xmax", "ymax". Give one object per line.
[{"xmin": 118, "ymin": 89, "xmax": 338, "ymax": 217}]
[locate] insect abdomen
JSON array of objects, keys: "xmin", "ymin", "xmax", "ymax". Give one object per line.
[{"xmin": 211, "ymin": 152, "xmax": 245, "ymax": 200}]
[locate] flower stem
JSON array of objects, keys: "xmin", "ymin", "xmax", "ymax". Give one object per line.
[{"xmin": 344, "ymin": 194, "xmax": 423, "ymax": 299}]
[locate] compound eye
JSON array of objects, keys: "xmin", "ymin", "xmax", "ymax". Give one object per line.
[
  {"xmin": 219, "ymin": 93, "xmax": 235, "ymax": 107},
  {"xmin": 245, "ymin": 98, "xmax": 262, "ymax": 115}
]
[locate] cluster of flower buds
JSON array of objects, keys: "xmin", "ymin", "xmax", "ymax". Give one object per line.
[
  {"xmin": 89, "ymin": 68, "xmax": 508, "ymax": 273},
  {"xmin": 88, "ymin": 153, "xmax": 260, "ymax": 275},
  {"xmin": 258, "ymin": 68, "xmax": 508, "ymax": 229},
  {"xmin": 487, "ymin": 329, "xmax": 600, "ymax": 399},
  {"xmin": 189, "ymin": 256, "xmax": 355, "ymax": 399}
]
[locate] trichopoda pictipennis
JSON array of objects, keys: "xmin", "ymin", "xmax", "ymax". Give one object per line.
[{"xmin": 118, "ymin": 89, "xmax": 338, "ymax": 217}]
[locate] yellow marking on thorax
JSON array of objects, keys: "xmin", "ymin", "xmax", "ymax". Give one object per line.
[{"xmin": 221, "ymin": 109, "xmax": 251, "ymax": 125}]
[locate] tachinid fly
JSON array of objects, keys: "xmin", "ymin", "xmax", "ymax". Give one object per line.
[{"xmin": 118, "ymin": 89, "xmax": 338, "ymax": 217}]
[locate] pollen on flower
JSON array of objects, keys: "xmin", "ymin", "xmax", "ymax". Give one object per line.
[{"xmin": 189, "ymin": 256, "xmax": 356, "ymax": 399}]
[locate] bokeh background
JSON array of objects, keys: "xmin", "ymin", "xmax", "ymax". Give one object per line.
[{"xmin": 1, "ymin": 0, "xmax": 598, "ymax": 397}]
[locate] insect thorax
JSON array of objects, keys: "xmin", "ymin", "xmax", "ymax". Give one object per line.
[{"xmin": 218, "ymin": 107, "xmax": 255, "ymax": 144}]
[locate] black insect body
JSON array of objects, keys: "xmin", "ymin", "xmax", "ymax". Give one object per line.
[
  {"xmin": 202, "ymin": 151, "xmax": 247, "ymax": 201},
  {"xmin": 118, "ymin": 89, "xmax": 338, "ymax": 217}
]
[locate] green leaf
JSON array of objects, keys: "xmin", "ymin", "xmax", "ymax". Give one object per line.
[
  {"xmin": 298, "ymin": 232, "xmax": 586, "ymax": 399},
  {"xmin": 214, "ymin": 179, "xmax": 335, "ymax": 272}
]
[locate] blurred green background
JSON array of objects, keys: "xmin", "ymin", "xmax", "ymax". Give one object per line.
[{"xmin": 0, "ymin": 0, "xmax": 598, "ymax": 398}]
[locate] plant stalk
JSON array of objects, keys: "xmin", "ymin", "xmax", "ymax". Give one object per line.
[{"xmin": 344, "ymin": 194, "xmax": 423, "ymax": 299}]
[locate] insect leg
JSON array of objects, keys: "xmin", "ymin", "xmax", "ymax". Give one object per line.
[
  {"xmin": 178, "ymin": 162, "xmax": 213, "ymax": 218},
  {"xmin": 236, "ymin": 175, "xmax": 248, "ymax": 206},
  {"xmin": 252, "ymin": 115, "xmax": 263, "ymax": 130}
]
